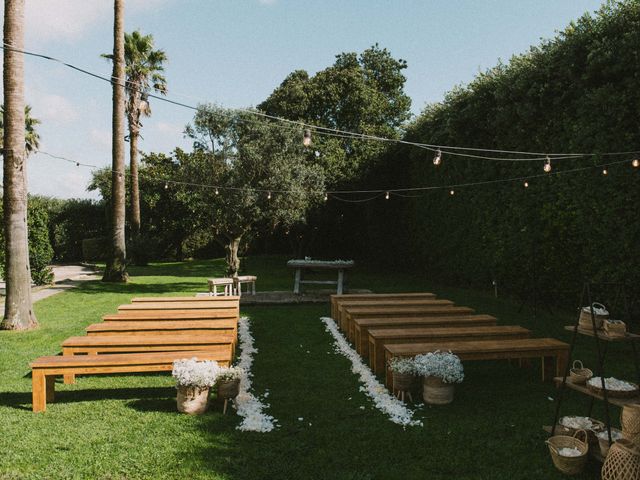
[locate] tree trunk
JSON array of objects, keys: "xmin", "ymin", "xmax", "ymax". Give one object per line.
[
  {"xmin": 225, "ymin": 236, "xmax": 242, "ymax": 277},
  {"xmin": 1, "ymin": 0, "xmax": 37, "ymax": 330},
  {"xmin": 102, "ymin": 0, "xmax": 128, "ymax": 283},
  {"xmin": 129, "ymin": 129, "xmax": 140, "ymax": 238}
]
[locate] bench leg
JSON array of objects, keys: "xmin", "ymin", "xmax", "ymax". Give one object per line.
[
  {"xmin": 63, "ymin": 349, "xmax": 75, "ymax": 384},
  {"xmin": 337, "ymin": 269, "xmax": 344, "ymax": 295},
  {"xmin": 32, "ymin": 370, "xmax": 48, "ymax": 413},
  {"xmin": 294, "ymin": 268, "xmax": 301, "ymax": 294},
  {"xmin": 251, "ymin": 281, "xmax": 256, "ymax": 295}
]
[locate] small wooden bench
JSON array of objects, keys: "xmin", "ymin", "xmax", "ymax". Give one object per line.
[
  {"xmin": 234, "ymin": 275, "xmax": 257, "ymax": 296},
  {"xmin": 383, "ymin": 338, "xmax": 569, "ymax": 386},
  {"xmin": 131, "ymin": 296, "xmax": 240, "ymax": 303},
  {"xmin": 330, "ymin": 293, "xmax": 436, "ymax": 320},
  {"xmin": 103, "ymin": 310, "xmax": 238, "ymax": 321},
  {"xmin": 353, "ymin": 315, "xmax": 498, "ymax": 357},
  {"xmin": 335, "ymin": 299, "xmax": 453, "ymax": 331},
  {"xmin": 31, "ymin": 349, "xmax": 232, "ymax": 413},
  {"xmin": 61, "ymin": 334, "xmax": 236, "ymax": 384},
  {"xmin": 208, "ymin": 278, "xmax": 235, "ymax": 296},
  {"xmin": 344, "ymin": 306, "xmax": 475, "ymax": 341},
  {"xmin": 87, "ymin": 319, "xmax": 238, "ymax": 338},
  {"xmin": 368, "ymin": 325, "xmax": 531, "ymax": 374}
]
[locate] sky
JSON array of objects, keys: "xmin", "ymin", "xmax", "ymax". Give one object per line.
[{"xmin": 1, "ymin": 0, "xmax": 605, "ymax": 199}]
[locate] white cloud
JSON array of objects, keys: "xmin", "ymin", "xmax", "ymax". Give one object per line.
[
  {"xmin": 154, "ymin": 121, "xmax": 183, "ymax": 136},
  {"xmin": 27, "ymin": 91, "xmax": 80, "ymax": 124},
  {"xmin": 90, "ymin": 128, "xmax": 112, "ymax": 149}
]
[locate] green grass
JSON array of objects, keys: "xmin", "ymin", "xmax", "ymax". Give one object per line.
[{"xmin": 0, "ymin": 255, "xmax": 633, "ymax": 479}]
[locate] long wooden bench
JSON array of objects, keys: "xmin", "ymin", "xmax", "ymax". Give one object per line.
[
  {"xmin": 368, "ymin": 325, "xmax": 531, "ymax": 374},
  {"xmin": 344, "ymin": 306, "xmax": 475, "ymax": 341},
  {"xmin": 383, "ymin": 338, "xmax": 569, "ymax": 386},
  {"xmin": 118, "ymin": 301, "xmax": 239, "ymax": 312},
  {"xmin": 330, "ymin": 293, "xmax": 436, "ymax": 319},
  {"xmin": 31, "ymin": 349, "xmax": 232, "ymax": 413},
  {"xmin": 131, "ymin": 296, "xmax": 240, "ymax": 303},
  {"xmin": 86, "ymin": 319, "xmax": 238, "ymax": 338},
  {"xmin": 335, "ymin": 299, "xmax": 453, "ymax": 331},
  {"xmin": 103, "ymin": 310, "xmax": 238, "ymax": 321},
  {"xmin": 353, "ymin": 315, "xmax": 497, "ymax": 356},
  {"xmin": 61, "ymin": 334, "xmax": 236, "ymax": 384}
]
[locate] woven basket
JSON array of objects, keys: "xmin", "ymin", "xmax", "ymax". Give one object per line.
[
  {"xmin": 422, "ymin": 376, "xmax": 455, "ymax": 405},
  {"xmin": 601, "ymin": 439, "xmax": 640, "ymax": 480},
  {"xmin": 622, "ymin": 405, "xmax": 640, "ymax": 439},
  {"xmin": 588, "ymin": 379, "xmax": 640, "ymax": 399},
  {"xmin": 597, "ymin": 428, "xmax": 623, "ymax": 457},
  {"xmin": 546, "ymin": 429, "xmax": 589, "ymax": 475},
  {"xmin": 569, "ymin": 360, "xmax": 593, "ymax": 384},
  {"xmin": 176, "ymin": 386, "xmax": 210, "ymax": 415},
  {"xmin": 603, "ymin": 319, "xmax": 627, "ymax": 337},
  {"xmin": 392, "ymin": 371, "xmax": 419, "ymax": 392},
  {"xmin": 578, "ymin": 302, "xmax": 608, "ymax": 330},
  {"xmin": 217, "ymin": 378, "xmax": 240, "ymax": 400}
]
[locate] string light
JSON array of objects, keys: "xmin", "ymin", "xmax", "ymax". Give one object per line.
[
  {"xmin": 449, "ymin": 189, "xmax": 455, "ymax": 196},
  {"xmin": 303, "ymin": 129, "xmax": 312, "ymax": 147},
  {"xmin": 385, "ymin": 191, "xmax": 390, "ymax": 200},
  {"xmin": 433, "ymin": 149, "xmax": 442, "ymax": 166},
  {"xmin": 524, "ymin": 181, "xmax": 529, "ymax": 188},
  {"xmin": 315, "ymin": 151, "xmax": 321, "ymax": 158},
  {"xmin": 164, "ymin": 182, "xmax": 169, "ymax": 189},
  {"xmin": 633, "ymin": 159, "xmax": 639, "ymax": 168},
  {"xmin": 215, "ymin": 187, "xmax": 219, "ymax": 195},
  {"xmin": 324, "ymin": 193, "xmax": 328, "ymax": 201},
  {"xmin": 543, "ymin": 156, "xmax": 552, "ymax": 173},
  {"xmin": 602, "ymin": 168, "xmax": 608, "ymax": 175},
  {"xmin": 75, "ymin": 162, "xmax": 80, "ymax": 167},
  {"xmin": 267, "ymin": 191, "xmax": 272, "ymax": 200}
]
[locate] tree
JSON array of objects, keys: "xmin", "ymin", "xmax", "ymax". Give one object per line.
[
  {"xmin": 102, "ymin": 0, "xmax": 128, "ymax": 282},
  {"xmin": 1, "ymin": 0, "xmax": 38, "ymax": 330},
  {"xmin": 0, "ymin": 104, "xmax": 41, "ymax": 154},
  {"xmin": 182, "ymin": 105, "xmax": 325, "ymax": 275},
  {"xmin": 102, "ymin": 30, "xmax": 167, "ymax": 245}
]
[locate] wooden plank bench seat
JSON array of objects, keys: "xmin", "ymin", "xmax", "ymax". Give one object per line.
[
  {"xmin": 353, "ymin": 315, "xmax": 497, "ymax": 356},
  {"xmin": 61, "ymin": 334, "xmax": 235, "ymax": 384},
  {"xmin": 330, "ymin": 293, "xmax": 436, "ymax": 319},
  {"xmin": 118, "ymin": 301, "xmax": 239, "ymax": 312},
  {"xmin": 103, "ymin": 310, "xmax": 238, "ymax": 321},
  {"xmin": 344, "ymin": 306, "xmax": 476, "ymax": 341},
  {"xmin": 335, "ymin": 299, "xmax": 454, "ymax": 331},
  {"xmin": 383, "ymin": 338, "xmax": 569, "ymax": 386},
  {"xmin": 368, "ymin": 325, "xmax": 531, "ymax": 374},
  {"xmin": 31, "ymin": 349, "xmax": 232, "ymax": 413},
  {"xmin": 131, "ymin": 296, "xmax": 240, "ymax": 303},
  {"xmin": 87, "ymin": 319, "xmax": 238, "ymax": 338}
]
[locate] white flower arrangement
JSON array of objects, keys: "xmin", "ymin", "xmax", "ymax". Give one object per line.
[
  {"xmin": 387, "ymin": 356, "xmax": 417, "ymax": 375},
  {"xmin": 172, "ymin": 358, "xmax": 221, "ymax": 389},
  {"xmin": 321, "ymin": 317, "xmax": 422, "ymax": 427},
  {"xmin": 587, "ymin": 376, "xmax": 637, "ymax": 392},
  {"xmin": 234, "ymin": 317, "xmax": 278, "ymax": 432},
  {"xmin": 413, "ymin": 351, "xmax": 464, "ymax": 384},
  {"xmin": 217, "ymin": 366, "xmax": 245, "ymax": 384}
]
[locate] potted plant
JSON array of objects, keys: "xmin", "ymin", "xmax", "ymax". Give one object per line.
[
  {"xmin": 388, "ymin": 356, "xmax": 419, "ymax": 402},
  {"xmin": 414, "ymin": 351, "xmax": 464, "ymax": 405},
  {"xmin": 172, "ymin": 358, "xmax": 221, "ymax": 415},
  {"xmin": 216, "ymin": 366, "xmax": 245, "ymax": 414}
]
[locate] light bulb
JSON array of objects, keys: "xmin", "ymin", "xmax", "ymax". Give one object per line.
[
  {"xmin": 544, "ymin": 156, "xmax": 552, "ymax": 173},
  {"xmin": 315, "ymin": 151, "xmax": 321, "ymax": 158},
  {"xmin": 76, "ymin": 162, "xmax": 80, "ymax": 167},
  {"xmin": 524, "ymin": 181, "xmax": 529, "ymax": 188},
  {"xmin": 303, "ymin": 129, "xmax": 312, "ymax": 147},
  {"xmin": 632, "ymin": 159, "xmax": 639, "ymax": 168},
  {"xmin": 433, "ymin": 149, "xmax": 442, "ymax": 166},
  {"xmin": 164, "ymin": 182, "xmax": 168, "ymax": 189},
  {"xmin": 449, "ymin": 189, "xmax": 455, "ymax": 196},
  {"xmin": 385, "ymin": 191, "xmax": 390, "ymax": 200},
  {"xmin": 324, "ymin": 193, "xmax": 328, "ymax": 201},
  {"xmin": 215, "ymin": 187, "xmax": 219, "ymax": 195},
  {"xmin": 602, "ymin": 168, "xmax": 608, "ymax": 175},
  {"xmin": 267, "ymin": 191, "xmax": 272, "ymax": 200}
]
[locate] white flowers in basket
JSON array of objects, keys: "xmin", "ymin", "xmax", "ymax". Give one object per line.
[
  {"xmin": 216, "ymin": 366, "xmax": 245, "ymax": 384},
  {"xmin": 172, "ymin": 358, "xmax": 221, "ymax": 390},
  {"xmin": 387, "ymin": 356, "xmax": 417, "ymax": 375},
  {"xmin": 413, "ymin": 351, "xmax": 465, "ymax": 384}
]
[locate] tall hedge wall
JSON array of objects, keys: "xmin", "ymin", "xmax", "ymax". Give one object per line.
[{"xmin": 351, "ymin": 1, "xmax": 640, "ymax": 303}]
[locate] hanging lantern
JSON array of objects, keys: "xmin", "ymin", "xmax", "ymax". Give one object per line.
[
  {"xmin": 433, "ymin": 149, "xmax": 442, "ymax": 166},
  {"xmin": 303, "ymin": 129, "xmax": 312, "ymax": 147},
  {"xmin": 215, "ymin": 187, "xmax": 219, "ymax": 195},
  {"xmin": 164, "ymin": 182, "xmax": 169, "ymax": 189},
  {"xmin": 543, "ymin": 156, "xmax": 552, "ymax": 173}
]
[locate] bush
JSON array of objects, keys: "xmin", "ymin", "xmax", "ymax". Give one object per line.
[
  {"xmin": 27, "ymin": 197, "xmax": 55, "ymax": 285},
  {"xmin": 82, "ymin": 237, "xmax": 108, "ymax": 261},
  {"xmin": 48, "ymin": 199, "xmax": 106, "ymax": 262}
]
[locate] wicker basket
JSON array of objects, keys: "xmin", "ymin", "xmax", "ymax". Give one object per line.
[
  {"xmin": 569, "ymin": 360, "xmax": 593, "ymax": 384},
  {"xmin": 603, "ymin": 319, "xmax": 627, "ymax": 337},
  {"xmin": 422, "ymin": 376, "xmax": 455, "ymax": 405},
  {"xmin": 601, "ymin": 439, "xmax": 640, "ymax": 480},
  {"xmin": 392, "ymin": 371, "xmax": 419, "ymax": 393},
  {"xmin": 578, "ymin": 302, "xmax": 608, "ymax": 330},
  {"xmin": 217, "ymin": 378, "xmax": 240, "ymax": 400},
  {"xmin": 621, "ymin": 405, "xmax": 640, "ymax": 439},
  {"xmin": 546, "ymin": 429, "xmax": 589, "ymax": 475},
  {"xmin": 588, "ymin": 379, "xmax": 640, "ymax": 399},
  {"xmin": 176, "ymin": 386, "xmax": 210, "ymax": 415},
  {"xmin": 597, "ymin": 428, "xmax": 623, "ymax": 457}
]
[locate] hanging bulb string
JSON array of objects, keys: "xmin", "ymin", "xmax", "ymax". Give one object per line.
[{"xmin": 5, "ymin": 43, "xmax": 640, "ymax": 162}]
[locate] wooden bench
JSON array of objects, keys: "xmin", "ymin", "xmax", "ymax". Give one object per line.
[
  {"xmin": 353, "ymin": 315, "xmax": 497, "ymax": 357},
  {"xmin": 383, "ymin": 338, "xmax": 569, "ymax": 386},
  {"xmin": 31, "ymin": 349, "xmax": 232, "ymax": 413},
  {"xmin": 103, "ymin": 310, "xmax": 238, "ymax": 321},
  {"xmin": 118, "ymin": 301, "xmax": 239, "ymax": 312},
  {"xmin": 131, "ymin": 296, "xmax": 240, "ymax": 303},
  {"xmin": 336, "ymin": 299, "xmax": 453, "ymax": 332},
  {"xmin": 208, "ymin": 278, "xmax": 235, "ymax": 296},
  {"xmin": 61, "ymin": 334, "xmax": 236, "ymax": 384},
  {"xmin": 344, "ymin": 306, "xmax": 475, "ymax": 342},
  {"xmin": 330, "ymin": 293, "xmax": 436, "ymax": 320},
  {"xmin": 368, "ymin": 325, "xmax": 531, "ymax": 374},
  {"xmin": 234, "ymin": 275, "xmax": 257, "ymax": 296},
  {"xmin": 87, "ymin": 319, "xmax": 238, "ymax": 338}
]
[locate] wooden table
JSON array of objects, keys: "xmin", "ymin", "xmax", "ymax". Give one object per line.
[{"xmin": 287, "ymin": 260, "xmax": 354, "ymax": 295}]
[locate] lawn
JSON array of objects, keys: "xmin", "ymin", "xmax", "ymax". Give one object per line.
[{"xmin": 0, "ymin": 255, "xmax": 632, "ymax": 479}]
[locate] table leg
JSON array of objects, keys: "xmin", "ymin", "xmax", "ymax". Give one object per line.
[
  {"xmin": 337, "ymin": 269, "xmax": 344, "ymax": 295},
  {"xmin": 294, "ymin": 268, "xmax": 301, "ymax": 294}
]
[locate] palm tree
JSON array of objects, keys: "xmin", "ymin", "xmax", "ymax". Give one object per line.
[
  {"xmin": 0, "ymin": 105, "xmax": 41, "ymax": 154},
  {"xmin": 102, "ymin": 0, "xmax": 128, "ymax": 282},
  {"xmin": 103, "ymin": 30, "xmax": 167, "ymax": 243},
  {"xmin": 1, "ymin": 0, "xmax": 38, "ymax": 330}
]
